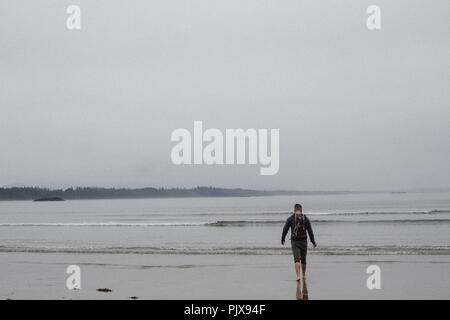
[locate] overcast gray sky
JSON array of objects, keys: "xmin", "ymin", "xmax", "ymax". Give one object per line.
[{"xmin": 0, "ymin": 0, "xmax": 449, "ymax": 190}]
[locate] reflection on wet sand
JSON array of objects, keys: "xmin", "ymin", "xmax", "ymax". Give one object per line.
[{"xmin": 296, "ymin": 280, "xmax": 309, "ymax": 300}]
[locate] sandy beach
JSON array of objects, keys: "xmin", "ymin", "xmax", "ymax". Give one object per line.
[{"xmin": 1, "ymin": 252, "xmax": 449, "ymax": 300}]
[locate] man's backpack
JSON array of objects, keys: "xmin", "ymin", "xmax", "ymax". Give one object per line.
[{"xmin": 292, "ymin": 213, "xmax": 306, "ymax": 239}]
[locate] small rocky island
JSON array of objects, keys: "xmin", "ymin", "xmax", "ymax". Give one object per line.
[{"xmin": 33, "ymin": 196, "xmax": 65, "ymax": 202}]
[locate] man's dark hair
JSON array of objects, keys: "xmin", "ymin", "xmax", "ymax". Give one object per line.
[{"xmin": 294, "ymin": 204, "xmax": 302, "ymax": 211}]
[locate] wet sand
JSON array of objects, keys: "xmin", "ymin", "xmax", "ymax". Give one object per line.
[{"xmin": 1, "ymin": 252, "xmax": 449, "ymax": 299}]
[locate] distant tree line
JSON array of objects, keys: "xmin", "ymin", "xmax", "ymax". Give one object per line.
[{"xmin": 0, "ymin": 186, "xmax": 352, "ymax": 201}]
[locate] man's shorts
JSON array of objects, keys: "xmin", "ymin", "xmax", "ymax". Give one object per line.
[{"xmin": 291, "ymin": 240, "xmax": 308, "ymax": 264}]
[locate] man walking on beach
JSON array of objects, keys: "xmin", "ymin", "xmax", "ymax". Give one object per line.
[{"xmin": 281, "ymin": 204, "xmax": 317, "ymax": 281}]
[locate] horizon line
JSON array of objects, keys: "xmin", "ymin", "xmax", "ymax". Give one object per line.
[{"xmin": 1, "ymin": 185, "xmax": 449, "ymax": 193}]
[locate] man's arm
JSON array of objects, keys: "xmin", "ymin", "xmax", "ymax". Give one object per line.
[
  {"xmin": 306, "ymin": 218, "xmax": 317, "ymax": 247},
  {"xmin": 281, "ymin": 216, "xmax": 291, "ymax": 245}
]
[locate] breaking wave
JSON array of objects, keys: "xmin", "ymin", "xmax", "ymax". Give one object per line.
[
  {"xmin": 0, "ymin": 244, "xmax": 448, "ymax": 256},
  {"xmin": 0, "ymin": 218, "xmax": 449, "ymax": 227}
]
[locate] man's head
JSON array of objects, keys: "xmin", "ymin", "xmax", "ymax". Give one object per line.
[{"xmin": 294, "ymin": 203, "xmax": 302, "ymax": 213}]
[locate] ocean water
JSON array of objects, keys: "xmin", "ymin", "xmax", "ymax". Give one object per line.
[
  {"xmin": 0, "ymin": 192, "xmax": 449, "ymax": 257},
  {"xmin": 1, "ymin": 192, "xmax": 450, "ymax": 299}
]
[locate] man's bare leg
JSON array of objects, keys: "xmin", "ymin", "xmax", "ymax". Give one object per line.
[
  {"xmin": 295, "ymin": 262, "xmax": 301, "ymax": 281},
  {"xmin": 301, "ymin": 264, "xmax": 307, "ymax": 279}
]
